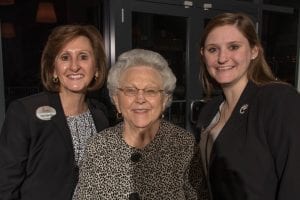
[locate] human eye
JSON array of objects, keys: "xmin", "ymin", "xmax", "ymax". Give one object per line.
[
  {"xmin": 229, "ymin": 44, "xmax": 240, "ymax": 51},
  {"xmin": 79, "ymin": 53, "xmax": 89, "ymax": 60},
  {"xmin": 206, "ymin": 46, "xmax": 217, "ymax": 53},
  {"xmin": 124, "ymin": 87, "xmax": 138, "ymax": 96},
  {"xmin": 144, "ymin": 88, "xmax": 159, "ymax": 97},
  {"xmin": 59, "ymin": 53, "xmax": 70, "ymax": 61}
]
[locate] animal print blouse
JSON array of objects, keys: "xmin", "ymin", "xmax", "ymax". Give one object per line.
[{"xmin": 74, "ymin": 120, "xmax": 208, "ymax": 200}]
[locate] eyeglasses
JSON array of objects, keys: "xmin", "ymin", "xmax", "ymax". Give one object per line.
[{"xmin": 118, "ymin": 87, "xmax": 164, "ymax": 97}]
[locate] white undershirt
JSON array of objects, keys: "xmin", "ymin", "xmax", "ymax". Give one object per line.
[{"xmin": 199, "ymin": 101, "xmax": 224, "ymax": 176}]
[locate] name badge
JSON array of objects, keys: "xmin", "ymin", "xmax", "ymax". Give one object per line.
[{"xmin": 36, "ymin": 106, "xmax": 56, "ymax": 120}]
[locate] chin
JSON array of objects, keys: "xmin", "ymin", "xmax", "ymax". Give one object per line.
[
  {"xmin": 132, "ymin": 122, "xmax": 151, "ymax": 129},
  {"xmin": 131, "ymin": 119, "xmax": 157, "ymax": 129}
]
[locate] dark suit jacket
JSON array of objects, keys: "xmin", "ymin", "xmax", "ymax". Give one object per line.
[
  {"xmin": 197, "ymin": 81, "xmax": 300, "ymax": 200},
  {"xmin": 0, "ymin": 92, "xmax": 109, "ymax": 200}
]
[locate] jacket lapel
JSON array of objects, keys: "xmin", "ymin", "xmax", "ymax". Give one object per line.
[
  {"xmin": 87, "ymin": 99, "xmax": 109, "ymax": 133},
  {"xmin": 209, "ymin": 81, "xmax": 259, "ymax": 166},
  {"xmin": 47, "ymin": 92, "xmax": 74, "ymax": 152}
]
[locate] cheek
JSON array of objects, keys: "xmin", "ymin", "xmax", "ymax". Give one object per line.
[
  {"xmin": 118, "ymin": 98, "xmax": 133, "ymax": 112},
  {"xmin": 54, "ymin": 64, "xmax": 68, "ymax": 75},
  {"xmin": 151, "ymin": 98, "xmax": 165, "ymax": 112},
  {"xmin": 205, "ymin": 62, "xmax": 216, "ymax": 76},
  {"xmin": 203, "ymin": 54, "xmax": 217, "ymax": 67},
  {"xmin": 235, "ymin": 52, "xmax": 252, "ymax": 66}
]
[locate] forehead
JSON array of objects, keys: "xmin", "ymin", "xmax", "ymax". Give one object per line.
[
  {"xmin": 205, "ymin": 25, "xmax": 248, "ymax": 45},
  {"xmin": 120, "ymin": 66, "xmax": 163, "ymax": 85},
  {"xmin": 60, "ymin": 36, "xmax": 92, "ymax": 52}
]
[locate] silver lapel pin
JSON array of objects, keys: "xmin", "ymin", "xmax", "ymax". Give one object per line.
[{"xmin": 239, "ymin": 104, "xmax": 248, "ymax": 114}]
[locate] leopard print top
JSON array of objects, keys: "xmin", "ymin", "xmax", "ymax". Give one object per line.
[{"xmin": 74, "ymin": 120, "xmax": 208, "ymax": 200}]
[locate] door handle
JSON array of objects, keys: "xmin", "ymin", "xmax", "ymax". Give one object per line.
[{"xmin": 190, "ymin": 99, "xmax": 206, "ymax": 124}]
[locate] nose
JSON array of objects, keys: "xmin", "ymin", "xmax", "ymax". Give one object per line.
[
  {"xmin": 69, "ymin": 58, "xmax": 80, "ymax": 71},
  {"xmin": 135, "ymin": 90, "xmax": 146, "ymax": 103},
  {"xmin": 218, "ymin": 49, "xmax": 229, "ymax": 64}
]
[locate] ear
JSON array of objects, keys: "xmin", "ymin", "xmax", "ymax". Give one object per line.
[
  {"xmin": 200, "ymin": 47, "xmax": 204, "ymax": 56},
  {"xmin": 251, "ymin": 45, "xmax": 259, "ymax": 60},
  {"xmin": 53, "ymin": 71, "xmax": 57, "ymax": 78},
  {"xmin": 112, "ymin": 95, "xmax": 121, "ymax": 113},
  {"xmin": 95, "ymin": 71, "xmax": 99, "ymax": 78},
  {"xmin": 162, "ymin": 94, "xmax": 170, "ymax": 111}
]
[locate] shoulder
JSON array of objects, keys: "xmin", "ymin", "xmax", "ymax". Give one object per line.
[
  {"xmin": 200, "ymin": 95, "xmax": 223, "ymax": 113},
  {"xmin": 259, "ymin": 82, "xmax": 299, "ymax": 96},
  {"xmin": 10, "ymin": 92, "xmax": 50, "ymax": 105},
  {"xmin": 250, "ymin": 83, "xmax": 300, "ymax": 126},
  {"xmin": 6, "ymin": 92, "xmax": 52, "ymax": 113},
  {"xmin": 87, "ymin": 123, "xmax": 122, "ymax": 146},
  {"xmin": 160, "ymin": 120, "xmax": 195, "ymax": 143},
  {"xmin": 196, "ymin": 95, "xmax": 223, "ymax": 130},
  {"xmin": 257, "ymin": 82, "xmax": 300, "ymax": 104}
]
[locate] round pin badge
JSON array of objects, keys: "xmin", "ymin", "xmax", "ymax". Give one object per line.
[{"xmin": 36, "ymin": 106, "xmax": 56, "ymax": 120}]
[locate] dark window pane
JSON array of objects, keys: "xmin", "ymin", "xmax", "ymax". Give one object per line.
[
  {"xmin": 132, "ymin": 12, "xmax": 187, "ymax": 127},
  {"xmin": 262, "ymin": 10, "xmax": 298, "ymax": 85}
]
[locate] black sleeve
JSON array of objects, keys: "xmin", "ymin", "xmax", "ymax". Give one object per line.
[
  {"xmin": 263, "ymin": 86, "xmax": 300, "ymax": 200},
  {"xmin": 0, "ymin": 100, "xmax": 30, "ymax": 200}
]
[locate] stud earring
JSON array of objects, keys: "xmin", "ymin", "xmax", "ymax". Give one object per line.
[
  {"xmin": 116, "ymin": 112, "xmax": 123, "ymax": 119},
  {"xmin": 52, "ymin": 76, "xmax": 58, "ymax": 83}
]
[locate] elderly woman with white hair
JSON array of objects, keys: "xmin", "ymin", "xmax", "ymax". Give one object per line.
[{"xmin": 74, "ymin": 49, "xmax": 208, "ymax": 200}]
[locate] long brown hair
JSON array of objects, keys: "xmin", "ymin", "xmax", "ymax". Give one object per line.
[{"xmin": 200, "ymin": 12, "xmax": 277, "ymax": 97}]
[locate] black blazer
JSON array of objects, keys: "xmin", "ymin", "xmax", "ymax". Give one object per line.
[
  {"xmin": 197, "ymin": 81, "xmax": 300, "ymax": 200},
  {"xmin": 0, "ymin": 92, "xmax": 109, "ymax": 200}
]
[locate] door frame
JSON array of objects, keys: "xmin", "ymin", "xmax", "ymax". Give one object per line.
[{"xmin": 0, "ymin": 19, "xmax": 5, "ymax": 128}]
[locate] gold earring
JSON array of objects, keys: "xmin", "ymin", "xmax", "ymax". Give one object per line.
[
  {"xmin": 52, "ymin": 76, "xmax": 58, "ymax": 83},
  {"xmin": 116, "ymin": 112, "xmax": 123, "ymax": 119}
]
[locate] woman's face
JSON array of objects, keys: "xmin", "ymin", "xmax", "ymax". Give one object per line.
[
  {"xmin": 113, "ymin": 66, "xmax": 168, "ymax": 130},
  {"xmin": 54, "ymin": 36, "xmax": 97, "ymax": 95},
  {"xmin": 202, "ymin": 25, "xmax": 258, "ymax": 88}
]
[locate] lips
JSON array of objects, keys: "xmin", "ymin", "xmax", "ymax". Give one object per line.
[
  {"xmin": 67, "ymin": 74, "xmax": 84, "ymax": 79},
  {"xmin": 132, "ymin": 109, "xmax": 149, "ymax": 113},
  {"xmin": 216, "ymin": 65, "xmax": 234, "ymax": 71}
]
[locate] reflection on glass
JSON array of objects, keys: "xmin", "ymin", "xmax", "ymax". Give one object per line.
[
  {"xmin": 132, "ymin": 12, "xmax": 187, "ymax": 127},
  {"xmin": 263, "ymin": 0, "xmax": 297, "ymax": 7},
  {"xmin": 262, "ymin": 10, "xmax": 298, "ymax": 86}
]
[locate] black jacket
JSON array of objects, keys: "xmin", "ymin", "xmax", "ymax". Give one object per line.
[
  {"xmin": 0, "ymin": 92, "xmax": 109, "ymax": 200},
  {"xmin": 197, "ymin": 81, "xmax": 300, "ymax": 200}
]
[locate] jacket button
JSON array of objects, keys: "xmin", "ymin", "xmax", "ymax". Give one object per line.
[
  {"xmin": 130, "ymin": 152, "xmax": 142, "ymax": 162},
  {"xmin": 129, "ymin": 192, "xmax": 140, "ymax": 200}
]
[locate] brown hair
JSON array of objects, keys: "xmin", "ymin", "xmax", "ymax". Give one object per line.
[
  {"xmin": 41, "ymin": 24, "xmax": 107, "ymax": 92},
  {"xmin": 200, "ymin": 12, "xmax": 277, "ymax": 97}
]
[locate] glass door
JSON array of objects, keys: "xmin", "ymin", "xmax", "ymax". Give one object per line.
[{"xmin": 132, "ymin": 12, "xmax": 188, "ymax": 128}]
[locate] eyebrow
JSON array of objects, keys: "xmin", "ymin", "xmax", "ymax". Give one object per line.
[{"xmin": 205, "ymin": 40, "xmax": 243, "ymax": 46}]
